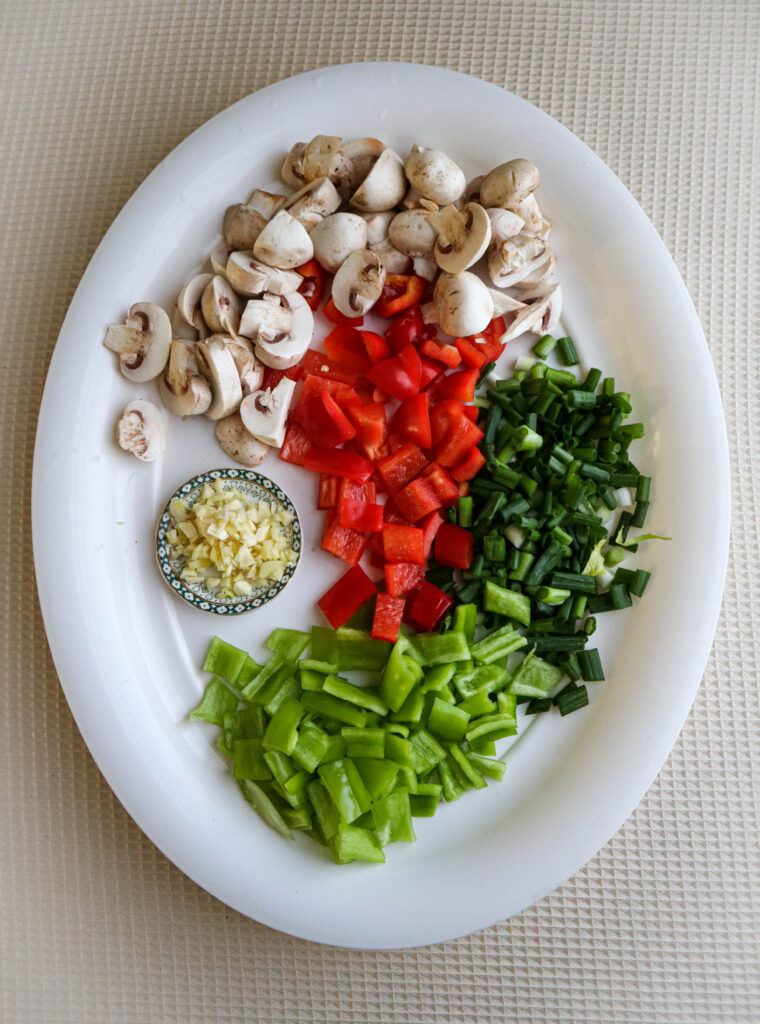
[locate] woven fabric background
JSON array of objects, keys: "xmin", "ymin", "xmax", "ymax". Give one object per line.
[{"xmin": 2, "ymin": 0, "xmax": 758, "ymax": 1021}]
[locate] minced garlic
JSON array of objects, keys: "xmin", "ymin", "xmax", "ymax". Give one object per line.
[{"xmin": 166, "ymin": 480, "xmax": 296, "ymax": 599}]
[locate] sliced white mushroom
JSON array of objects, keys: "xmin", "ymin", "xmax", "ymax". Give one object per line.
[
  {"xmin": 404, "ymin": 145, "xmax": 467, "ymax": 205},
  {"xmin": 369, "ymin": 237, "xmax": 412, "ymax": 274},
  {"xmin": 201, "ymin": 275, "xmax": 242, "ymax": 335},
  {"xmin": 226, "ymin": 251, "xmax": 303, "ymax": 297},
  {"xmin": 196, "ymin": 336, "xmax": 243, "ymax": 420},
  {"xmin": 210, "ymin": 334, "xmax": 265, "ymax": 395},
  {"xmin": 488, "ymin": 234, "xmax": 553, "ymax": 288},
  {"xmin": 252, "ymin": 209, "xmax": 313, "ymax": 270},
  {"xmin": 242, "ymin": 292, "xmax": 314, "ymax": 369},
  {"xmin": 284, "ymin": 176, "xmax": 341, "ymax": 229},
  {"xmin": 331, "ymin": 250, "xmax": 386, "ymax": 317},
  {"xmin": 421, "ymin": 272, "xmax": 494, "ymax": 337},
  {"xmin": 281, "ymin": 141, "xmax": 307, "ymax": 188},
  {"xmin": 103, "ymin": 302, "xmax": 172, "ymax": 383},
  {"xmin": 501, "ymin": 284, "xmax": 562, "ymax": 341},
  {"xmin": 362, "ymin": 211, "xmax": 396, "ymax": 247},
  {"xmin": 512, "ymin": 193, "xmax": 551, "ymax": 237},
  {"xmin": 480, "ymin": 159, "xmax": 540, "ymax": 209},
  {"xmin": 158, "ymin": 339, "xmax": 212, "ymax": 416},
  {"xmin": 334, "ymin": 137, "xmax": 385, "ymax": 199},
  {"xmin": 412, "ymin": 254, "xmax": 438, "ymax": 281},
  {"xmin": 310, "ymin": 213, "xmax": 368, "ymax": 273},
  {"xmin": 488, "ymin": 289, "xmax": 527, "ymax": 317},
  {"xmin": 215, "ymin": 412, "xmax": 270, "ymax": 467},
  {"xmin": 388, "ymin": 209, "xmax": 439, "ymax": 255},
  {"xmin": 210, "ymin": 241, "xmax": 235, "ymax": 276},
  {"xmin": 246, "ymin": 188, "xmax": 287, "ymax": 220},
  {"xmin": 350, "ymin": 149, "xmax": 407, "ymax": 212},
  {"xmin": 177, "ymin": 274, "xmax": 213, "ymax": 337},
  {"xmin": 511, "ymin": 249, "xmax": 558, "ymax": 288},
  {"xmin": 240, "ymin": 377, "xmax": 297, "ymax": 447},
  {"xmin": 171, "ymin": 305, "xmax": 198, "ymax": 341},
  {"xmin": 116, "ymin": 400, "xmax": 166, "ymax": 462},
  {"xmin": 429, "ymin": 202, "xmax": 491, "ymax": 273},
  {"xmin": 223, "ymin": 203, "xmax": 267, "ymax": 250},
  {"xmin": 487, "ymin": 207, "xmax": 525, "ymax": 244}
]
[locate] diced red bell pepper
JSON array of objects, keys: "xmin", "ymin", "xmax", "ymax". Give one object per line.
[
  {"xmin": 408, "ymin": 581, "xmax": 454, "ymax": 631},
  {"xmin": 376, "ymin": 443, "xmax": 428, "ymax": 493},
  {"xmin": 421, "ymin": 339, "xmax": 462, "ymax": 368},
  {"xmin": 465, "ymin": 316, "xmax": 507, "ymax": 361},
  {"xmin": 390, "ymin": 393, "xmax": 432, "ymax": 449},
  {"xmin": 324, "ymin": 325, "xmax": 372, "ymax": 375},
  {"xmin": 339, "ymin": 498, "xmax": 384, "ymax": 533},
  {"xmin": 384, "ymin": 305, "xmax": 437, "ymax": 353},
  {"xmin": 434, "ymin": 367, "xmax": 479, "ymax": 403},
  {"xmin": 293, "ymin": 391, "xmax": 356, "ymax": 448},
  {"xmin": 435, "ymin": 418, "xmax": 484, "ymax": 468},
  {"xmin": 295, "ymin": 260, "xmax": 325, "ymax": 311},
  {"xmin": 261, "ymin": 365, "xmax": 303, "ymax": 390},
  {"xmin": 360, "ymin": 330, "xmax": 391, "ymax": 364},
  {"xmin": 433, "ymin": 522, "xmax": 475, "ymax": 570},
  {"xmin": 318, "ymin": 565, "xmax": 376, "ymax": 628},
  {"xmin": 368, "ymin": 345, "xmax": 422, "ymax": 400},
  {"xmin": 279, "ymin": 422, "xmax": 311, "ymax": 465},
  {"xmin": 419, "ymin": 356, "xmax": 443, "ymax": 390},
  {"xmin": 451, "ymin": 446, "xmax": 486, "ymax": 482},
  {"xmin": 394, "ymin": 477, "xmax": 442, "ymax": 523},
  {"xmin": 343, "ymin": 398, "xmax": 388, "ymax": 461},
  {"xmin": 385, "ymin": 562, "xmax": 426, "ymax": 597},
  {"xmin": 430, "ymin": 400, "xmax": 467, "ymax": 446},
  {"xmin": 422, "ymin": 462, "xmax": 460, "ymax": 506},
  {"xmin": 383, "ymin": 523, "xmax": 425, "ymax": 565},
  {"xmin": 337, "ymin": 477, "xmax": 377, "ymax": 504},
  {"xmin": 371, "ymin": 592, "xmax": 406, "ymax": 643},
  {"xmin": 419, "ymin": 510, "xmax": 444, "ymax": 557},
  {"xmin": 323, "ymin": 296, "xmax": 363, "ymax": 326},
  {"xmin": 300, "ymin": 350, "xmax": 357, "ymax": 385},
  {"xmin": 322, "ymin": 509, "xmax": 367, "ymax": 565},
  {"xmin": 317, "ymin": 474, "xmax": 339, "ymax": 509},
  {"xmin": 463, "ymin": 405, "xmax": 480, "ymax": 423},
  {"xmin": 369, "ymin": 550, "xmax": 386, "ymax": 570},
  {"xmin": 454, "ymin": 337, "xmax": 488, "ymax": 369},
  {"xmin": 376, "ymin": 275, "xmax": 427, "ymax": 318},
  {"xmin": 303, "ymin": 448, "xmax": 373, "ymax": 483}
]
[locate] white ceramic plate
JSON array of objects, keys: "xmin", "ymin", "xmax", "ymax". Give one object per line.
[{"xmin": 33, "ymin": 63, "xmax": 729, "ymax": 949}]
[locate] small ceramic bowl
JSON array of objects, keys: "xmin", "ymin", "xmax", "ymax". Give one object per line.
[{"xmin": 156, "ymin": 468, "xmax": 301, "ymax": 615}]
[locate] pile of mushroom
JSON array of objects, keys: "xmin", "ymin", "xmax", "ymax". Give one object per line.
[{"xmin": 104, "ymin": 136, "xmax": 561, "ymax": 467}]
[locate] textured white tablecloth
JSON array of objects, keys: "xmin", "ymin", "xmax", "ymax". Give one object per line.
[{"xmin": 2, "ymin": 1, "xmax": 758, "ymax": 1020}]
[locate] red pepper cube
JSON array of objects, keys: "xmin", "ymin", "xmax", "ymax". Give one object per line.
[
  {"xmin": 294, "ymin": 391, "xmax": 357, "ymax": 449},
  {"xmin": 370, "ymin": 592, "xmax": 406, "ymax": 643},
  {"xmin": 300, "ymin": 350, "xmax": 358, "ymax": 385},
  {"xmin": 454, "ymin": 337, "xmax": 488, "ymax": 369},
  {"xmin": 408, "ymin": 581, "xmax": 454, "ymax": 631},
  {"xmin": 394, "ymin": 477, "xmax": 442, "ymax": 523},
  {"xmin": 385, "ymin": 561, "xmax": 426, "ymax": 597},
  {"xmin": 317, "ymin": 474, "xmax": 339, "ymax": 509},
  {"xmin": 433, "ymin": 522, "xmax": 475, "ymax": 570},
  {"xmin": 342, "ymin": 399, "xmax": 388, "ymax": 462},
  {"xmin": 422, "ymin": 462, "xmax": 460, "ymax": 506},
  {"xmin": 383, "ymin": 304, "xmax": 437, "ymax": 353},
  {"xmin": 376, "ymin": 274, "xmax": 427, "ymax": 318},
  {"xmin": 295, "ymin": 259, "xmax": 326, "ymax": 311},
  {"xmin": 420, "ymin": 356, "xmax": 443, "ymax": 390},
  {"xmin": 337, "ymin": 477, "xmax": 377, "ymax": 504},
  {"xmin": 367, "ymin": 345, "xmax": 421, "ymax": 400},
  {"xmin": 262, "ymin": 365, "xmax": 303, "ymax": 390},
  {"xmin": 360, "ymin": 330, "xmax": 391, "ymax": 364},
  {"xmin": 382, "ymin": 522, "xmax": 425, "ymax": 565},
  {"xmin": 434, "ymin": 367, "xmax": 479, "ymax": 403},
  {"xmin": 323, "ymin": 297, "xmax": 363, "ymax": 327},
  {"xmin": 303, "ymin": 448, "xmax": 373, "ymax": 483},
  {"xmin": 322, "ymin": 509, "xmax": 367, "ymax": 565},
  {"xmin": 376, "ymin": 443, "xmax": 428, "ymax": 493},
  {"xmin": 421, "ymin": 339, "xmax": 462, "ymax": 368},
  {"xmin": 419, "ymin": 510, "xmax": 444, "ymax": 558},
  {"xmin": 324, "ymin": 325, "xmax": 372, "ymax": 374},
  {"xmin": 451, "ymin": 446, "xmax": 486, "ymax": 482},
  {"xmin": 430, "ymin": 399, "xmax": 467, "ymax": 446},
  {"xmin": 318, "ymin": 565, "xmax": 377, "ymax": 628},
  {"xmin": 279, "ymin": 422, "xmax": 312, "ymax": 465},
  {"xmin": 435, "ymin": 418, "xmax": 484, "ymax": 468},
  {"xmin": 390, "ymin": 392, "xmax": 432, "ymax": 450},
  {"xmin": 339, "ymin": 498, "xmax": 384, "ymax": 533}
]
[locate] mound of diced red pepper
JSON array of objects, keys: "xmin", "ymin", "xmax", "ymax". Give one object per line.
[{"xmin": 279, "ymin": 271, "xmax": 508, "ymax": 644}]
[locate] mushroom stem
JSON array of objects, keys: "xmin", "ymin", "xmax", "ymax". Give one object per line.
[{"xmin": 103, "ymin": 323, "xmax": 144, "ymax": 355}]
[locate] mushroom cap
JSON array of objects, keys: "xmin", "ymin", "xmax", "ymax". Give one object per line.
[
  {"xmin": 283, "ymin": 176, "xmax": 341, "ymax": 230},
  {"xmin": 334, "ymin": 137, "xmax": 385, "ymax": 199},
  {"xmin": 201, "ymin": 275, "xmax": 242, "ymax": 335},
  {"xmin": 281, "ymin": 141, "xmax": 307, "ymax": 188},
  {"xmin": 210, "ymin": 241, "xmax": 235, "ymax": 276},
  {"xmin": 511, "ymin": 193, "xmax": 551, "ymax": 237},
  {"xmin": 479, "ymin": 159, "xmax": 540, "ymax": 209},
  {"xmin": 349, "ymin": 149, "xmax": 407, "ymax": 212},
  {"xmin": 170, "ymin": 305, "xmax": 198, "ymax": 342},
  {"xmin": 158, "ymin": 340, "xmax": 212, "ymax": 416},
  {"xmin": 303, "ymin": 135, "xmax": 343, "ymax": 181},
  {"xmin": 412, "ymin": 254, "xmax": 438, "ymax": 281},
  {"xmin": 388, "ymin": 209, "xmax": 439, "ymax": 255},
  {"xmin": 223, "ymin": 203, "xmax": 267, "ymax": 250},
  {"xmin": 104, "ymin": 302, "xmax": 172, "ymax": 383},
  {"xmin": 465, "ymin": 175, "xmax": 485, "ymax": 202},
  {"xmin": 116, "ymin": 400, "xmax": 166, "ymax": 462},
  {"xmin": 178, "ymin": 274, "xmax": 213, "ymax": 336},
  {"xmin": 404, "ymin": 145, "xmax": 467, "ymax": 206},
  {"xmin": 246, "ymin": 188, "xmax": 287, "ymax": 220},
  {"xmin": 215, "ymin": 412, "xmax": 270, "ymax": 467},
  {"xmin": 240, "ymin": 377, "xmax": 297, "ymax": 447},
  {"xmin": 362, "ymin": 210, "xmax": 395, "ymax": 247},
  {"xmin": 431, "ymin": 202, "xmax": 492, "ymax": 273},
  {"xmin": 253, "ymin": 209, "xmax": 314, "ymax": 270},
  {"xmin": 251, "ymin": 292, "xmax": 314, "ymax": 369},
  {"xmin": 196, "ymin": 336, "xmax": 243, "ymax": 420},
  {"xmin": 310, "ymin": 213, "xmax": 368, "ymax": 274},
  {"xmin": 226, "ymin": 251, "xmax": 303, "ymax": 297},
  {"xmin": 331, "ymin": 249, "xmax": 386, "ymax": 317},
  {"xmin": 368, "ymin": 238, "xmax": 412, "ymax": 275},
  {"xmin": 487, "ymin": 233, "xmax": 552, "ymax": 288},
  {"xmin": 487, "ymin": 207, "xmax": 525, "ymax": 244},
  {"xmin": 424, "ymin": 272, "xmax": 494, "ymax": 337}
]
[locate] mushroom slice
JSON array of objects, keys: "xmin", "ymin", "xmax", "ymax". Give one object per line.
[
  {"xmin": 210, "ymin": 241, "xmax": 235, "ymax": 276},
  {"xmin": 247, "ymin": 188, "xmax": 287, "ymax": 220},
  {"xmin": 429, "ymin": 202, "xmax": 491, "ymax": 273},
  {"xmin": 243, "ymin": 292, "xmax": 314, "ymax": 370},
  {"xmin": 412, "ymin": 255, "xmax": 438, "ymax": 281},
  {"xmin": 210, "ymin": 334, "xmax": 265, "ymax": 396},
  {"xmin": 196, "ymin": 336, "xmax": 243, "ymax": 420},
  {"xmin": 253, "ymin": 209, "xmax": 313, "ymax": 270},
  {"xmin": 171, "ymin": 305, "xmax": 198, "ymax": 341},
  {"xmin": 487, "ymin": 208, "xmax": 525, "ymax": 244},
  {"xmin": 240, "ymin": 377, "xmax": 297, "ymax": 447},
  {"xmin": 310, "ymin": 213, "xmax": 368, "ymax": 274},
  {"xmin": 103, "ymin": 302, "xmax": 172, "ymax": 383},
  {"xmin": 158, "ymin": 340, "xmax": 212, "ymax": 416},
  {"xmin": 349, "ymin": 149, "xmax": 407, "ymax": 212},
  {"xmin": 283, "ymin": 176, "xmax": 341, "ymax": 230},
  {"xmin": 421, "ymin": 271, "xmax": 494, "ymax": 338},
  {"xmin": 226, "ymin": 251, "xmax": 303, "ymax": 297},
  {"xmin": 116, "ymin": 400, "xmax": 166, "ymax": 462},
  {"xmin": 331, "ymin": 250, "xmax": 386, "ymax": 317},
  {"xmin": 488, "ymin": 289, "xmax": 527, "ymax": 317},
  {"xmin": 488, "ymin": 234, "xmax": 553, "ymax": 288},
  {"xmin": 512, "ymin": 249, "xmax": 558, "ymax": 288},
  {"xmin": 334, "ymin": 137, "xmax": 385, "ymax": 199},
  {"xmin": 281, "ymin": 141, "xmax": 307, "ymax": 188},
  {"xmin": 201, "ymin": 275, "xmax": 242, "ymax": 335},
  {"xmin": 389, "ymin": 209, "xmax": 439, "ymax": 256},
  {"xmin": 362, "ymin": 211, "xmax": 395, "ymax": 247},
  {"xmin": 177, "ymin": 273, "xmax": 213, "ymax": 337},
  {"xmin": 504, "ymin": 283, "xmax": 562, "ymax": 337},
  {"xmin": 404, "ymin": 145, "xmax": 467, "ymax": 206},
  {"xmin": 480, "ymin": 159, "xmax": 540, "ymax": 209},
  {"xmin": 369, "ymin": 238, "xmax": 412, "ymax": 275},
  {"xmin": 512, "ymin": 193, "xmax": 551, "ymax": 237},
  {"xmin": 223, "ymin": 203, "xmax": 267, "ymax": 250},
  {"xmin": 215, "ymin": 412, "xmax": 269, "ymax": 467}
]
